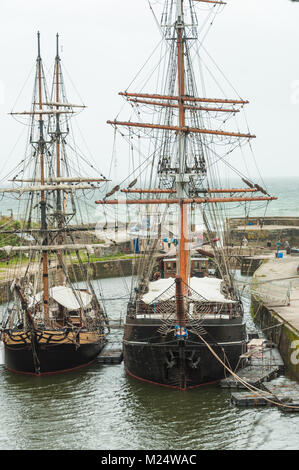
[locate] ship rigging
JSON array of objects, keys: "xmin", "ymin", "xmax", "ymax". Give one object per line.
[
  {"xmin": 0, "ymin": 32, "xmax": 110, "ymax": 375},
  {"xmin": 96, "ymin": 0, "xmax": 277, "ymax": 390}
]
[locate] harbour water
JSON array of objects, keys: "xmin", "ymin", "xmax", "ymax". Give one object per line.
[{"xmin": 0, "ymin": 275, "xmax": 298, "ymax": 451}]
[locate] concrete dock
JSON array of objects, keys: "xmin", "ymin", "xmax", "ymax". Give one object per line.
[
  {"xmin": 253, "ymin": 254, "xmax": 299, "ymax": 330},
  {"xmin": 251, "ymin": 253, "xmax": 299, "ymax": 380}
]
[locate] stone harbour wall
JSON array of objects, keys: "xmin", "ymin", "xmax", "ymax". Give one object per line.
[
  {"xmin": 0, "ymin": 258, "xmax": 135, "ymax": 304},
  {"xmin": 251, "ymin": 295, "xmax": 299, "ymax": 381}
]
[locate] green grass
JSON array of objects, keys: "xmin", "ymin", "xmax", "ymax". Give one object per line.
[
  {"xmin": 0, "ymin": 251, "xmax": 138, "ymax": 270},
  {"xmin": 0, "ymin": 255, "xmax": 29, "ymax": 268},
  {"xmin": 75, "ymin": 252, "xmax": 138, "ymax": 264}
]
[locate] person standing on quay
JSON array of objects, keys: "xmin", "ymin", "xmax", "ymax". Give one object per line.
[
  {"xmin": 242, "ymin": 237, "xmax": 248, "ymax": 247},
  {"xmin": 276, "ymin": 240, "xmax": 281, "ymax": 257}
]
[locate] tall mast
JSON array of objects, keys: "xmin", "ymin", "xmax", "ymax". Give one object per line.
[
  {"xmin": 37, "ymin": 31, "xmax": 49, "ymax": 322},
  {"xmin": 176, "ymin": 0, "xmax": 189, "ymax": 294},
  {"xmin": 98, "ymin": 0, "xmax": 277, "ymax": 304},
  {"xmin": 55, "ymin": 33, "xmax": 65, "ymax": 286},
  {"xmin": 56, "ymin": 34, "xmax": 61, "ymax": 184}
]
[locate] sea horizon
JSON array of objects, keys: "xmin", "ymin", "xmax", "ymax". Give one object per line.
[{"xmin": 0, "ymin": 176, "xmax": 298, "ymax": 224}]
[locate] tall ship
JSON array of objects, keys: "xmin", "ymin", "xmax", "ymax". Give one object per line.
[
  {"xmin": 0, "ymin": 33, "xmax": 110, "ymax": 376},
  {"xmin": 96, "ymin": 0, "xmax": 276, "ymax": 390}
]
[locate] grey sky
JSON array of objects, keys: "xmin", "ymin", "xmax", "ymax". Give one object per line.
[{"xmin": 0, "ymin": 0, "xmax": 299, "ymax": 180}]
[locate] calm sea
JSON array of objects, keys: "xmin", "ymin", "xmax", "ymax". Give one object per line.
[{"xmin": 0, "ymin": 177, "xmax": 298, "ymax": 223}]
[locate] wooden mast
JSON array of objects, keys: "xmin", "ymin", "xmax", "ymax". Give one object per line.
[
  {"xmin": 97, "ymin": 0, "xmax": 278, "ymax": 313},
  {"xmin": 55, "ymin": 33, "xmax": 65, "ymax": 287},
  {"xmin": 176, "ymin": 0, "xmax": 189, "ymax": 294},
  {"xmin": 37, "ymin": 32, "xmax": 49, "ymax": 323},
  {"xmin": 56, "ymin": 34, "xmax": 61, "ymax": 189}
]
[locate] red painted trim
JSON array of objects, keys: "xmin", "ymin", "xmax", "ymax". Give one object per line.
[
  {"xmin": 4, "ymin": 360, "xmax": 96, "ymax": 377},
  {"xmin": 125, "ymin": 368, "xmax": 220, "ymax": 391}
]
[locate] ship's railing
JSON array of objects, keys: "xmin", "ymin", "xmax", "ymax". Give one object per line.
[{"xmin": 130, "ymin": 299, "xmax": 242, "ymax": 320}]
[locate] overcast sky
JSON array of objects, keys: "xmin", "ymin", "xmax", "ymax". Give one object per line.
[{"xmin": 1, "ymin": 0, "xmax": 299, "ymax": 180}]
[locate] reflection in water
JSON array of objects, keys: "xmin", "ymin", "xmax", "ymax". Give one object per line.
[{"xmin": 0, "ymin": 276, "xmax": 298, "ymax": 450}]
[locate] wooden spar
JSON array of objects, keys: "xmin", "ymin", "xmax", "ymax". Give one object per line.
[
  {"xmin": 0, "ymin": 227, "xmax": 98, "ymax": 235},
  {"xmin": 121, "ymin": 188, "xmax": 177, "ymax": 194},
  {"xmin": 205, "ymin": 188, "xmax": 258, "ymax": 193},
  {"xmin": 127, "ymin": 98, "xmax": 239, "ymax": 113},
  {"xmin": 120, "ymin": 188, "xmax": 259, "ymax": 194},
  {"xmin": 10, "ymin": 110, "xmax": 75, "ymax": 115},
  {"xmin": 34, "ymin": 102, "xmax": 86, "ymax": 108},
  {"xmin": 193, "ymin": 0, "xmax": 226, "ymax": 4},
  {"xmin": 37, "ymin": 32, "xmax": 49, "ymax": 323},
  {"xmin": 0, "ymin": 243, "xmax": 104, "ymax": 253},
  {"xmin": 96, "ymin": 198, "xmax": 184, "ymax": 205},
  {"xmin": 95, "ymin": 195, "xmax": 277, "ymax": 205},
  {"xmin": 10, "ymin": 178, "xmax": 108, "ymax": 183},
  {"xmin": 107, "ymin": 120, "xmax": 256, "ymax": 139},
  {"xmin": 197, "ymin": 248, "xmax": 215, "ymax": 258},
  {"xmin": 119, "ymin": 92, "xmax": 249, "ymax": 105},
  {"xmin": 0, "ymin": 185, "xmax": 103, "ymax": 193},
  {"xmin": 1, "ymin": 185, "xmax": 258, "ymax": 195}
]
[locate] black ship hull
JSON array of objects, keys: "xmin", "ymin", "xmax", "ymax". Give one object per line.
[
  {"xmin": 123, "ymin": 317, "xmax": 247, "ymax": 390},
  {"xmin": 2, "ymin": 330, "xmax": 105, "ymax": 376}
]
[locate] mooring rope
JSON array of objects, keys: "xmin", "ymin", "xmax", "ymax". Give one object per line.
[{"xmin": 197, "ymin": 332, "xmax": 299, "ymax": 411}]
